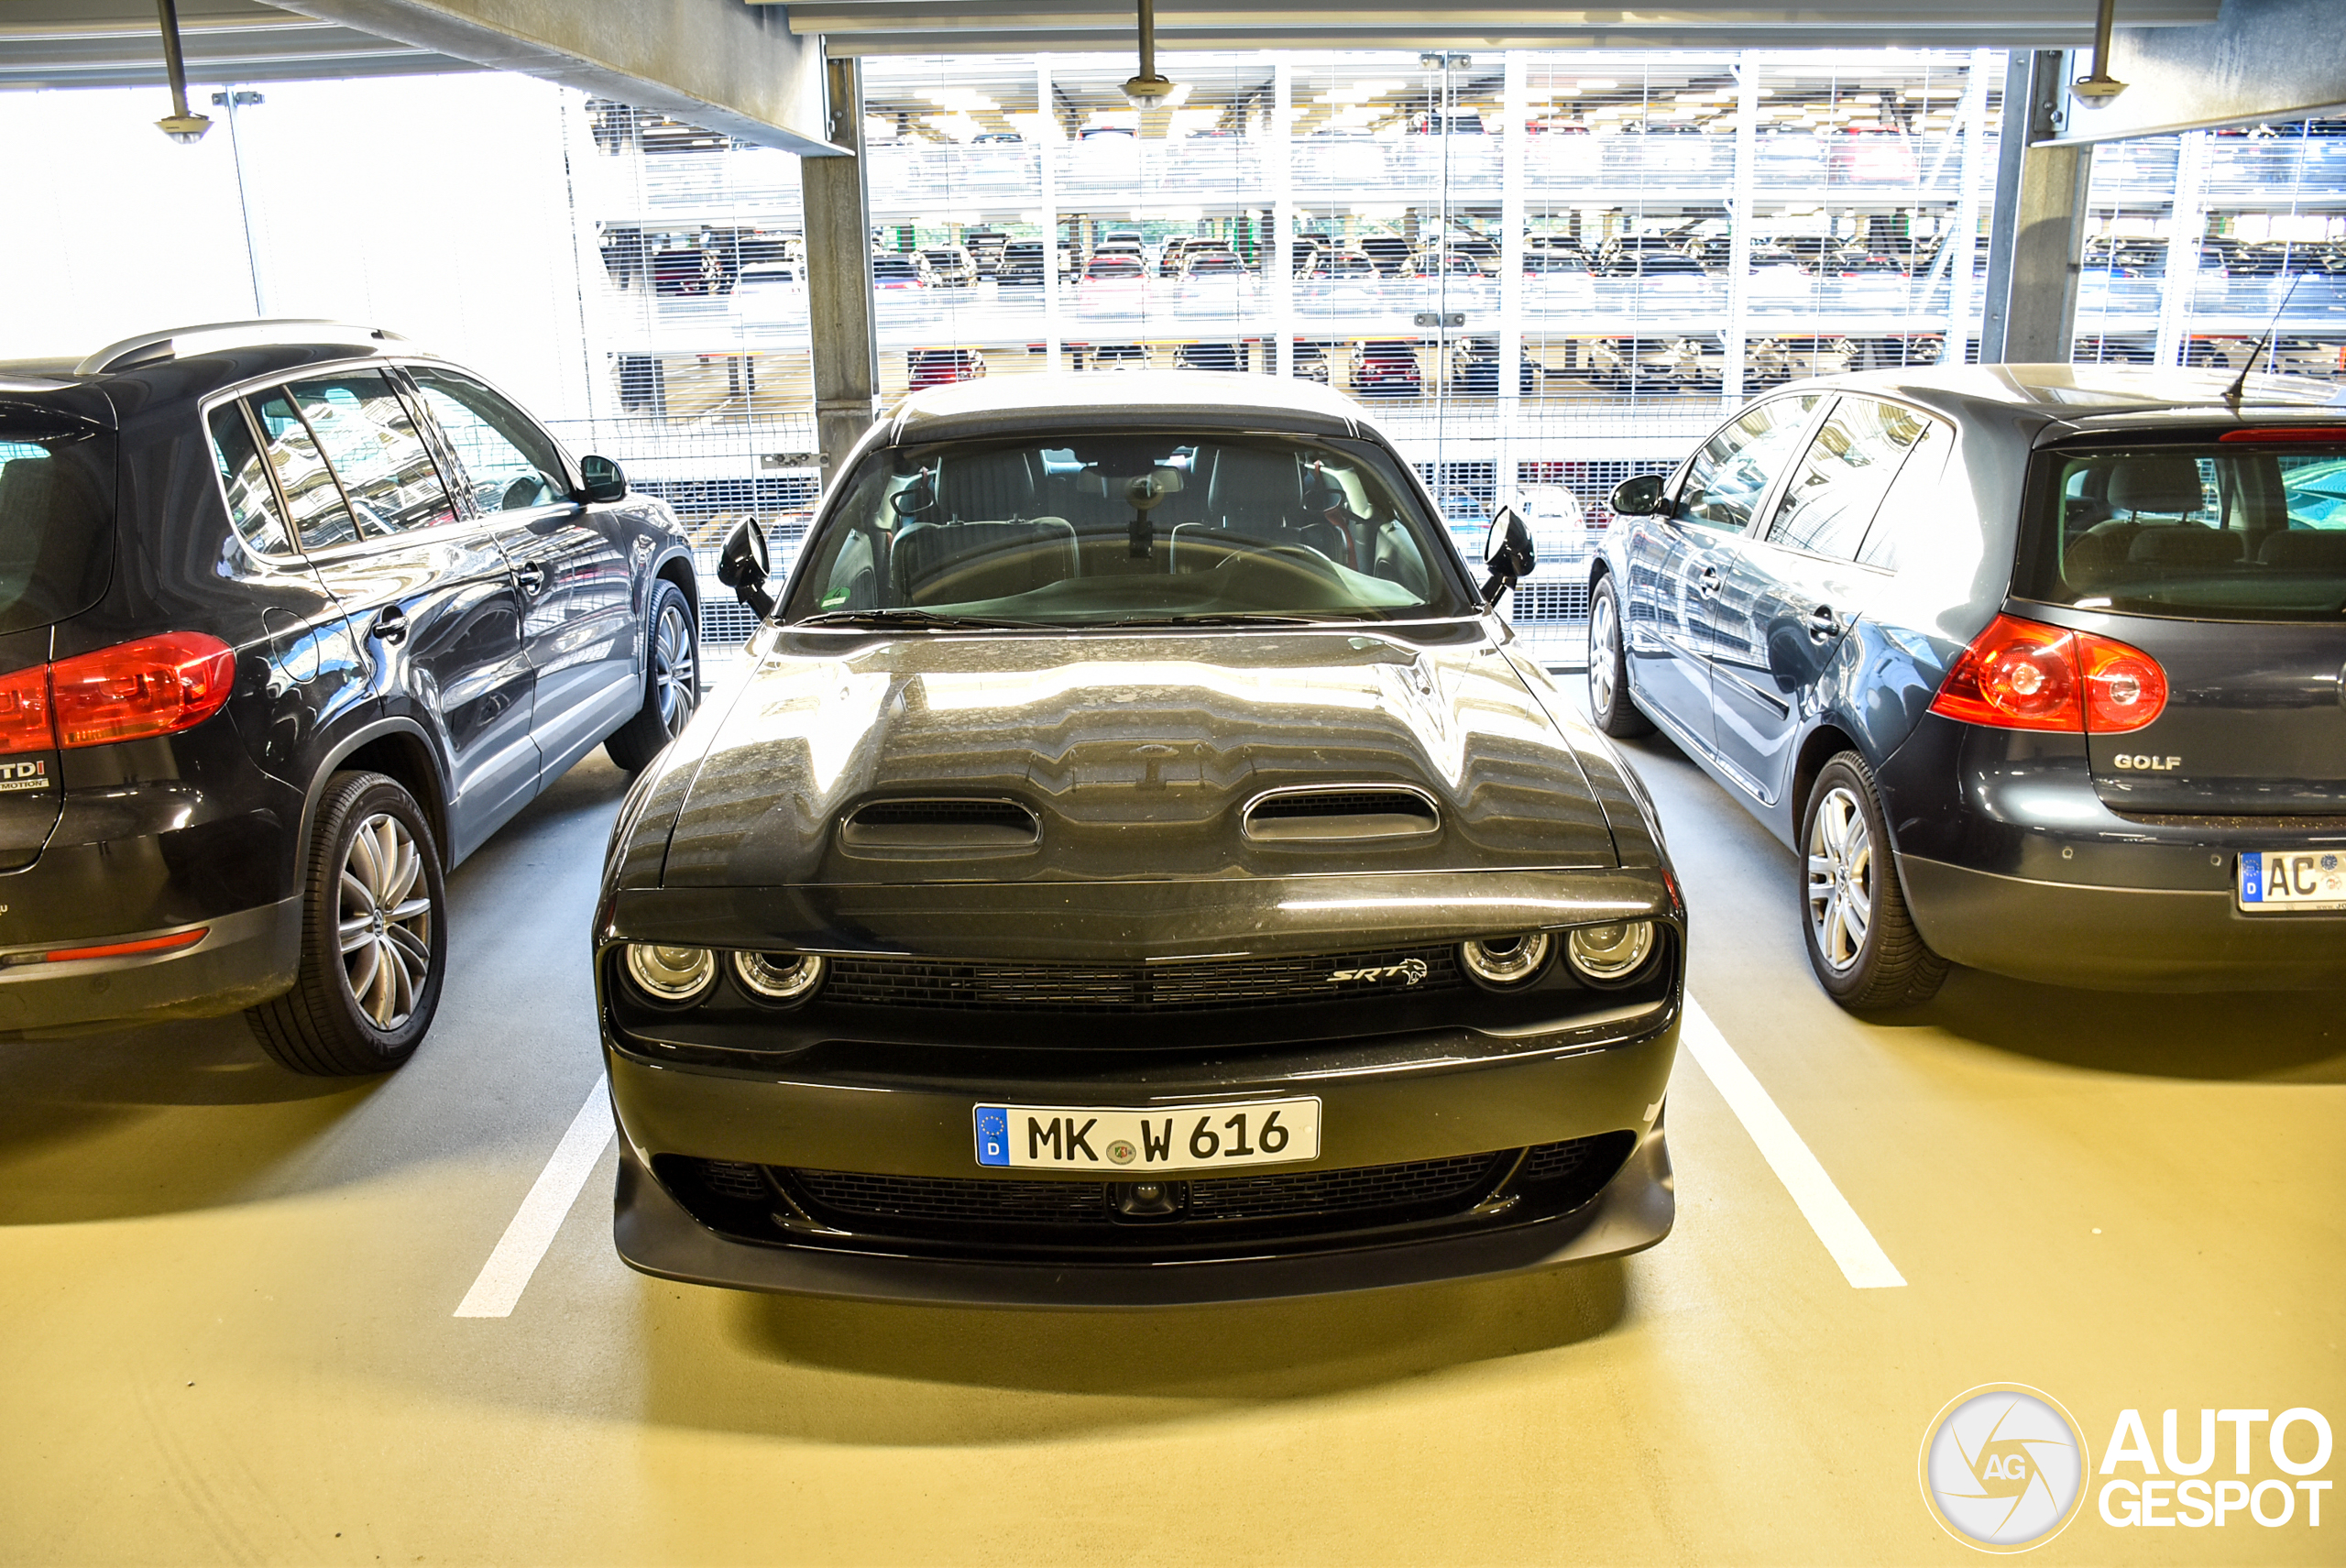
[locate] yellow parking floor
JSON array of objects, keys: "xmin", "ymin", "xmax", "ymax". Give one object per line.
[{"xmin": 1, "ymin": 713, "xmax": 2339, "ymax": 1565}]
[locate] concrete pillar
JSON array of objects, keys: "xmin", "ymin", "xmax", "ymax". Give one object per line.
[
  {"xmin": 802, "ymin": 57, "xmax": 877, "ymax": 481},
  {"xmin": 1979, "ymin": 50, "xmax": 2092, "ymax": 365},
  {"xmin": 1939, "ymin": 49, "xmax": 1995, "ymax": 365}
]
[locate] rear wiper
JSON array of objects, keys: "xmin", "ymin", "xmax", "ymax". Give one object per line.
[{"xmin": 793, "ymin": 609, "xmax": 1055, "ymax": 630}]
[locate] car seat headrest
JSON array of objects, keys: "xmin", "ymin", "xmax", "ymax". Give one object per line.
[{"xmin": 2106, "ymin": 457, "xmax": 2206, "ymax": 516}]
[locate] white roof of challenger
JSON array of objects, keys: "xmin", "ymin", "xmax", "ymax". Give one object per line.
[{"xmin": 890, "ymin": 369, "xmax": 1376, "ymax": 433}]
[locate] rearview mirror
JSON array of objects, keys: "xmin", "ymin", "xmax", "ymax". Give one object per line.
[
  {"xmin": 579, "ymin": 454, "xmax": 628, "ymax": 504},
  {"xmin": 717, "ymin": 518, "xmax": 774, "ymax": 618},
  {"xmin": 1609, "ymin": 473, "xmax": 1667, "ymax": 516},
  {"xmin": 1481, "ymin": 505, "xmax": 1536, "ymax": 607}
]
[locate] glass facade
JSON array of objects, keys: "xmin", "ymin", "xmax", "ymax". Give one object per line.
[{"xmin": 5, "ymin": 56, "xmax": 2343, "ymax": 660}]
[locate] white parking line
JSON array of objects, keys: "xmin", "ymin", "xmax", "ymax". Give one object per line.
[
  {"xmin": 1679, "ymin": 996, "xmax": 1907, "ymax": 1289},
  {"xmin": 454, "ymin": 1079, "xmax": 615, "ymax": 1319}
]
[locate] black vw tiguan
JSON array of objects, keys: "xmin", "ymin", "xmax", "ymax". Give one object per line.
[{"xmin": 1, "ymin": 321, "xmax": 700, "ymax": 1071}]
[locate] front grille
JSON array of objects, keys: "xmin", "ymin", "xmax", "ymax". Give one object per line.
[
  {"xmin": 662, "ymin": 1131, "xmax": 1639, "ymax": 1263},
  {"xmin": 823, "ymin": 944, "xmax": 1463, "ymax": 1014},
  {"xmin": 1184, "ymin": 1152, "xmax": 1495, "ymax": 1220}
]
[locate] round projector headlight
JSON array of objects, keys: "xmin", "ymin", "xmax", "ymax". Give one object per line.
[
  {"xmin": 730, "ymin": 950, "xmax": 826, "ymax": 1004},
  {"xmin": 623, "ymin": 943, "xmax": 716, "ymax": 1004},
  {"xmin": 1460, "ymin": 931, "xmax": 1552, "ymax": 989},
  {"xmin": 1565, "ymin": 920, "xmax": 1656, "ymax": 986}
]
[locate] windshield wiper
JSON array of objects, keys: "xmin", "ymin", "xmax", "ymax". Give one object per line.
[
  {"xmin": 793, "ymin": 609, "xmax": 1055, "ymax": 630},
  {"xmin": 1112, "ymin": 612, "xmax": 1333, "ymax": 628}
]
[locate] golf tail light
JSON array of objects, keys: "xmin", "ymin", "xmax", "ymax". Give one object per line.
[
  {"xmin": 1566, "ymin": 920, "xmax": 1656, "ymax": 985},
  {"xmin": 49, "ymin": 632, "xmax": 236, "ymax": 748},
  {"xmin": 0, "ymin": 665, "xmax": 54, "ymax": 756},
  {"xmin": 1927, "ymin": 613, "xmax": 2166, "ymax": 736},
  {"xmin": 1460, "ymin": 931, "xmax": 1552, "ymax": 988},
  {"xmin": 730, "ymin": 949, "xmax": 825, "ymax": 1003},
  {"xmin": 624, "ymin": 943, "xmax": 716, "ymax": 1004}
]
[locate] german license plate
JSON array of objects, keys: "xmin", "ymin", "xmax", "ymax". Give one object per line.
[
  {"xmin": 2237, "ymin": 850, "xmax": 2346, "ymax": 914},
  {"xmin": 974, "ymin": 1097, "xmax": 1321, "ymax": 1173}
]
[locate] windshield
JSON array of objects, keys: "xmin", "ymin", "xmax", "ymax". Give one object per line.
[
  {"xmin": 2017, "ymin": 439, "xmax": 2346, "ymax": 620},
  {"xmin": 0, "ymin": 405, "xmax": 115, "ymax": 637},
  {"xmin": 782, "ymin": 432, "xmax": 1477, "ymax": 628}
]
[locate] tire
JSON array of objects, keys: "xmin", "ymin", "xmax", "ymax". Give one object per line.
[
  {"xmin": 1585, "ymin": 576, "xmax": 1653, "ymax": 738},
  {"xmin": 605, "ymin": 579, "xmax": 700, "ymax": 773},
  {"xmin": 1798, "ymin": 752, "xmax": 1949, "ymax": 1012},
  {"xmin": 248, "ymin": 771, "xmax": 448, "ymax": 1075}
]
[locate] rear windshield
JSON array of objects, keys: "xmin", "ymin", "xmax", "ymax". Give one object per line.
[
  {"xmin": 0, "ymin": 405, "xmax": 115, "ymax": 636},
  {"xmin": 2017, "ymin": 440, "xmax": 2346, "ymax": 620},
  {"xmin": 783, "ymin": 432, "xmax": 1477, "ymax": 628}
]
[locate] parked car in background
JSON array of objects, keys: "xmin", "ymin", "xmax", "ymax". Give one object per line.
[
  {"xmin": 1587, "ymin": 364, "xmax": 2346, "ymax": 1009},
  {"xmin": 1174, "ymin": 341, "xmax": 1250, "ymax": 374},
  {"xmin": 919, "ymin": 246, "xmax": 977, "ymax": 289},
  {"xmin": 996, "ymin": 239, "xmax": 1058, "ymax": 290},
  {"xmin": 1450, "ymin": 338, "xmax": 1539, "ymax": 396},
  {"xmin": 1350, "ymin": 340, "xmax": 1425, "ymax": 400},
  {"xmin": 605, "ymin": 370, "xmax": 1683, "ymax": 1304},
  {"xmin": 907, "ymin": 348, "xmax": 987, "ymax": 389},
  {"xmin": 0, "ymin": 322, "xmax": 698, "ymax": 1070}
]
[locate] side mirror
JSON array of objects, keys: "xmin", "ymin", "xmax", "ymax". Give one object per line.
[
  {"xmin": 1609, "ymin": 473, "xmax": 1667, "ymax": 516},
  {"xmin": 579, "ymin": 454, "xmax": 628, "ymax": 504},
  {"xmin": 717, "ymin": 517, "xmax": 774, "ymax": 618},
  {"xmin": 1480, "ymin": 505, "xmax": 1536, "ymax": 606}
]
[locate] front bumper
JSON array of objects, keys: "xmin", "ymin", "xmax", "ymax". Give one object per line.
[
  {"xmin": 1900, "ymin": 855, "xmax": 2346, "ymax": 992},
  {"xmin": 605, "ymin": 999, "xmax": 1679, "ymax": 1306}
]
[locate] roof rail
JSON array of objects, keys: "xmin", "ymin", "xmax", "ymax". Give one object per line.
[{"xmin": 74, "ymin": 320, "xmax": 409, "ymax": 377}]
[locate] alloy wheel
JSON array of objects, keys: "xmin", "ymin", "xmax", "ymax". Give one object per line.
[
  {"xmin": 336, "ymin": 812, "xmax": 433, "ymax": 1028},
  {"xmin": 1805, "ymin": 784, "xmax": 1874, "ymax": 971},
  {"xmin": 1589, "ymin": 590, "xmax": 1618, "ymax": 715},
  {"xmin": 652, "ymin": 599, "xmax": 697, "ymax": 735}
]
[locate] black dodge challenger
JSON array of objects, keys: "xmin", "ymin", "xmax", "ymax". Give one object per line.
[{"xmin": 594, "ymin": 371, "xmax": 1685, "ymax": 1305}]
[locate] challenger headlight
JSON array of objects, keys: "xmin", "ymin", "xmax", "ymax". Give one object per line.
[
  {"xmin": 1565, "ymin": 920, "xmax": 1656, "ymax": 986},
  {"xmin": 1460, "ymin": 931, "xmax": 1552, "ymax": 989},
  {"xmin": 730, "ymin": 949, "xmax": 826, "ymax": 1004},
  {"xmin": 623, "ymin": 943, "xmax": 717, "ymax": 1005}
]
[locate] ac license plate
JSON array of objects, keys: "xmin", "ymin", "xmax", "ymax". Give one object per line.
[
  {"xmin": 975, "ymin": 1097, "xmax": 1321, "ymax": 1174},
  {"xmin": 2237, "ymin": 850, "xmax": 2346, "ymax": 914}
]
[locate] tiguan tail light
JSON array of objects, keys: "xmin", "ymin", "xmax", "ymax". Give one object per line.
[
  {"xmin": 0, "ymin": 665, "xmax": 54, "ymax": 756},
  {"xmin": 1929, "ymin": 613, "xmax": 2166, "ymax": 735},
  {"xmin": 49, "ymin": 632, "xmax": 236, "ymax": 749}
]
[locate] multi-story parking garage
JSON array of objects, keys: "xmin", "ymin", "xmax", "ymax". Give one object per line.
[{"xmin": 1, "ymin": 2, "xmax": 2341, "ymax": 1563}]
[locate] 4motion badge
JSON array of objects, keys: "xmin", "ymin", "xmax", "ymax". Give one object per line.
[{"xmin": 0, "ymin": 759, "xmax": 51, "ymax": 795}]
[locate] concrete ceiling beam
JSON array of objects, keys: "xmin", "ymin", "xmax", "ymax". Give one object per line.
[{"xmin": 275, "ymin": 0, "xmax": 839, "ymax": 153}]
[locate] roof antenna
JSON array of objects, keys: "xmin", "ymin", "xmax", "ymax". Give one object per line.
[{"xmin": 2223, "ymin": 273, "xmax": 2301, "ymax": 413}]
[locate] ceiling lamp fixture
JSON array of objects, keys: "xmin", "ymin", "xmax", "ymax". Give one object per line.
[
  {"xmin": 2073, "ymin": 0, "xmax": 2129, "ymax": 102},
  {"xmin": 1122, "ymin": 0, "xmax": 1177, "ymax": 106},
  {"xmin": 153, "ymin": 0, "xmax": 212, "ymax": 143}
]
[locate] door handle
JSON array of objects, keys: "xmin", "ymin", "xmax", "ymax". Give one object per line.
[
  {"xmin": 371, "ymin": 605, "xmax": 409, "ymax": 644},
  {"xmin": 1696, "ymin": 565, "xmax": 1722, "ymax": 597},
  {"xmin": 515, "ymin": 560, "xmax": 548, "ymax": 595},
  {"xmin": 1804, "ymin": 605, "xmax": 1842, "ymax": 641}
]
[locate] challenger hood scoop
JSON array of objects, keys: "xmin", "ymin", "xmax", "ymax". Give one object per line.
[
  {"xmin": 654, "ymin": 628, "xmax": 1617, "ymax": 886},
  {"xmin": 1244, "ymin": 786, "xmax": 1438, "ymax": 841}
]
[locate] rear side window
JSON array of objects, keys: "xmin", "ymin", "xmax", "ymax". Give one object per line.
[
  {"xmin": 2018, "ymin": 437, "xmax": 2346, "ymax": 620},
  {"xmin": 280, "ymin": 371, "xmax": 456, "ymax": 538},
  {"xmin": 206, "ymin": 404, "xmax": 294, "ymax": 556},
  {"xmin": 1855, "ymin": 421, "xmax": 1951, "ymax": 570},
  {"xmin": 407, "ymin": 368, "xmax": 570, "ymax": 513},
  {"xmin": 251, "ymin": 391, "xmax": 359, "ymax": 551},
  {"xmin": 1765, "ymin": 396, "xmax": 1933, "ymax": 560},
  {"xmin": 0, "ymin": 407, "xmax": 115, "ymax": 637}
]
